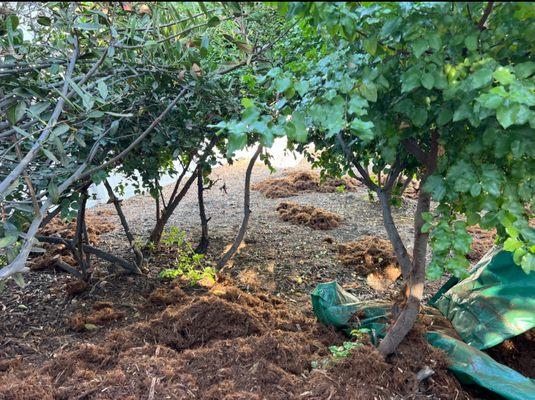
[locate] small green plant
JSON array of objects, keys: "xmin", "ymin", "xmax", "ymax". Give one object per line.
[
  {"xmin": 335, "ymin": 184, "xmax": 346, "ymax": 193},
  {"xmin": 158, "ymin": 227, "xmax": 216, "ymax": 287},
  {"xmin": 328, "ymin": 341, "xmax": 362, "ymax": 360}
]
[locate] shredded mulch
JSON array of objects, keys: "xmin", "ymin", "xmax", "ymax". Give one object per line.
[
  {"xmin": 338, "ymin": 236, "xmax": 402, "ymax": 291},
  {"xmin": 0, "ymin": 282, "xmax": 473, "ymax": 400},
  {"xmin": 277, "ymin": 201, "xmax": 342, "ymax": 230},
  {"xmin": 486, "ymin": 329, "xmax": 535, "ymax": 379},
  {"xmin": 467, "ymin": 226, "xmax": 496, "ymax": 262},
  {"xmin": 253, "ymin": 171, "xmax": 361, "ymax": 199},
  {"xmin": 29, "ymin": 213, "xmax": 116, "ymax": 272}
]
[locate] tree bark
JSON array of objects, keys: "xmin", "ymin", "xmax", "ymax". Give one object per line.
[
  {"xmin": 74, "ymin": 188, "xmax": 90, "ymax": 280},
  {"xmin": 195, "ymin": 165, "xmax": 210, "ymax": 254},
  {"xmin": 36, "ymin": 235, "xmax": 140, "ymax": 274},
  {"xmin": 148, "ymin": 169, "xmax": 199, "ymax": 245},
  {"xmin": 378, "ymin": 131, "xmax": 439, "ymax": 357},
  {"xmin": 378, "ymin": 187, "xmax": 430, "ymax": 356},
  {"xmin": 217, "ymin": 145, "xmax": 263, "ymax": 269},
  {"xmin": 376, "ymin": 189, "xmax": 412, "ymax": 280},
  {"xmin": 104, "ymin": 180, "xmax": 144, "ymax": 268},
  {"xmin": 148, "ymin": 137, "xmax": 218, "ymax": 245}
]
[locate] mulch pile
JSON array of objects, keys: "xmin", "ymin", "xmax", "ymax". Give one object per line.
[
  {"xmin": 254, "ymin": 171, "xmax": 361, "ymax": 199},
  {"xmin": 29, "ymin": 212, "xmax": 116, "ymax": 272},
  {"xmin": 466, "ymin": 225, "xmax": 496, "ymax": 262},
  {"xmin": 0, "ymin": 283, "xmax": 471, "ymax": 400},
  {"xmin": 486, "ymin": 329, "xmax": 535, "ymax": 379},
  {"xmin": 338, "ymin": 236, "xmax": 402, "ymax": 291},
  {"xmin": 277, "ymin": 201, "xmax": 342, "ymax": 230}
]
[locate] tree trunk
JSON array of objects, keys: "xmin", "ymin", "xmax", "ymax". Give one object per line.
[
  {"xmin": 74, "ymin": 188, "xmax": 90, "ymax": 280},
  {"xmin": 104, "ymin": 180, "xmax": 144, "ymax": 268},
  {"xmin": 378, "ymin": 131, "xmax": 439, "ymax": 357},
  {"xmin": 217, "ymin": 145, "xmax": 263, "ymax": 269},
  {"xmin": 148, "ymin": 137, "xmax": 218, "ymax": 245},
  {"xmin": 377, "ymin": 189, "xmax": 412, "ymax": 280},
  {"xmin": 148, "ymin": 169, "xmax": 199, "ymax": 245},
  {"xmin": 378, "ymin": 187, "xmax": 430, "ymax": 356},
  {"xmin": 195, "ymin": 165, "xmax": 209, "ymax": 254}
]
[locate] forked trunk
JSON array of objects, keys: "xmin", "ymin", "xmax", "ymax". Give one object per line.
[{"xmin": 378, "ymin": 188, "xmax": 430, "ymax": 356}]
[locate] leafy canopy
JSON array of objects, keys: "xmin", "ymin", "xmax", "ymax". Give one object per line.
[{"xmin": 215, "ymin": 2, "xmax": 535, "ymax": 277}]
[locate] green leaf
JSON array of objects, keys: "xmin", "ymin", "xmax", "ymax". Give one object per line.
[
  {"xmin": 496, "ymin": 104, "xmax": 530, "ymax": 128},
  {"xmin": 7, "ymin": 101, "xmax": 26, "ymax": 125},
  {"xmin": 477, "ymin": 92, "xmax": 503, "ymax": 109},
  {"xmin": 13, "ymin": 273, "xmax": 26, "ymax": 289},
  {"xmin": 514, "ymin": 62, "xmax": 535, "ymax": 79},
  {"xmin": 0, "ymin": 235, "xmax": 17, "ymax": 248},
  {"xmin": 421, "ymin": 73, "xmax": 435, "ymax": 90},
  {"xmin": 464, "ymin": 35, "xmax": 477, "ymax": 51},
  {"xmin": 411, "ymin": 108, "xmax": 428, "ymax": 127},
  {"xmin": 423, "ymin": 175, "xmax": 446, "ymax": 201},
  {"xmin": 207, "ymin": 16, "xmax": 220, "ymax": 27},
  {"xmin": 349, "ymin": 118, "xmax": 374, "ymax": 142},
  {"xmin": 493, "ymin": 67, "xmax": 515, "ymax": 85},
  {"xmin": 504, "ymin": 237, "xmax": 522, "ymax": 252},
  {"xmin": 348, "ymin": 95, "xmax": 368, "ymax": 116},
  {"xmin": 520, "ymin": 253, "xmax": 534, "ymax": 273},
  {"xmin": 363, "ymin": 37, "xmax": 377, "ymax": 55},
  {"xmin": 470, "ymin": 68, "xmax": 493, "ymax": 90},
  {"xmin": 291, "ymin": 111, "xmax": 307, "ymax": 142},
  {"xmin": 412, "ymin": 38, "xmax": 428, "ymax": 58},
  {"xmin": 42, "ymin": 148, "xmax": 59, "ymax": 163},
  {"xmin": 437, "ymin": 107, "xmax": 452, "ymax": 126},
  {"xmin": 97, "ymin": 80, "xmax": 108, "ymax": 99},
  {"xmin": 294, "ymin": 80, "xmax": 309, "ymax": 97},
  {"xmin": 51, "ymin": 123, "xmax": 70, "ymax": 136},
  {"xmin": 275, "ymin": 77, "xmax": 292, "ymax": 93},
  {"xmin": 360, "ymin": 82, "xmax": 377, "ymax": 102},
  {"xmin": 37, "ymin": 16, "xmax": 51, "ymax": 26}
]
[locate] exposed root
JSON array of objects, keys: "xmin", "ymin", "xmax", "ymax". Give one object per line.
[
  {"xmin": 277, "ymin": 201, "xmax": 342, "ymax": 230},
  {"xmin": 254, "ymin": 171, "xmax": 360, "ymax": 199}
]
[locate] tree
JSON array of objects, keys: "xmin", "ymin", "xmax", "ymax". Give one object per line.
[
  {"xmin": 214, "ymin": 2, "xmax": 535, "ymax": 355},
  {"xmin": 0, "ymin": 2, "xmax": 284, "ymax": 282}
]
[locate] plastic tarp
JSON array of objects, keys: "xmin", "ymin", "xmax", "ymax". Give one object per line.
[
  {"xmin": 432, "ymin": 247, "xmax": 535, "ymax": 350},
  {"xmin": 311, "ymin": 279, "xmax": 535, "ymax": 400}
]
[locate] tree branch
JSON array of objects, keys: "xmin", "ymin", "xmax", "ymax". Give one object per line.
[
  {"xmin": 217, "ymin": 144, "xmax": 263, "ymax": 269},
  {"xmin": 478, "ymin": 2, "xmax": 494, "ymax": 30}
]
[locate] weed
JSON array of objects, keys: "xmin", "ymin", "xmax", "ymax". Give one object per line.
[{"xmin": 158, "ymin": 227, "xmax": 216, "ymax": 287}]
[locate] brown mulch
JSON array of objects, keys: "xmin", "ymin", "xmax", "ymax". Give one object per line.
[
  {"xmin": 29, "ymin": 213, "xmax": 117, "ymax": 272},
  {"xmin": 0, "ymin": 282, "xmax": 473, "ymax": 400},
  {"xmin": 467, "ymin": 226, "xmax": 496, "ymax": 262},
  {"xmin": 338, "ymin": 236, "xmax": 402, "ymax": 291},
  {"xmin": 253, "ymin": 171, "xmax": 361, "ymax": 199},
  {"xmin": 486, "ymin": 329, "xmax": 535, "ymax": 379},
  {"xmin": 277, "ymin": 201, "xmax": 342, "ymax": 230}
]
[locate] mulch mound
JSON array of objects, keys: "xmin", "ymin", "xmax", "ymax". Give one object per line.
[
  {"xmin": 277, "ymin": 201, "xmax": 342, "ymax": 230},
  {"xmin": 254, "ymin": 171, "xmax": 361, "ymax": 199},
  {"xmin": 0, "ymin": 283, "xmax": 471, "ymax": 400},
  {"xmin": 29, "ymin": 214, "xmax": 116, "ymax": 272},
  {"xmin": 486, "ymin": 329, "xmax": 535, "ymax": 379},
  {"xmin": 338, "ymin": 236, "xmax": 402, "ymax": 291},
  {"xmin": 467, "ymin": 226, "xmax": 496, "ymax": 262}
]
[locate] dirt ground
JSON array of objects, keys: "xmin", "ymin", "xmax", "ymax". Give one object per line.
[{"xmin": 0, "ymin": 159, "xmax": 503, "ymax": 399}]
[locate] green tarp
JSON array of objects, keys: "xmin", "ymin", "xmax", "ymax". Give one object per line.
[
  {"xmin": 432, "ymin": 247, "xmax": 535, "ymax": 350},
  {"xmin": 311, "ymin": 246, "xmax": 535, "ymax": 400}
]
